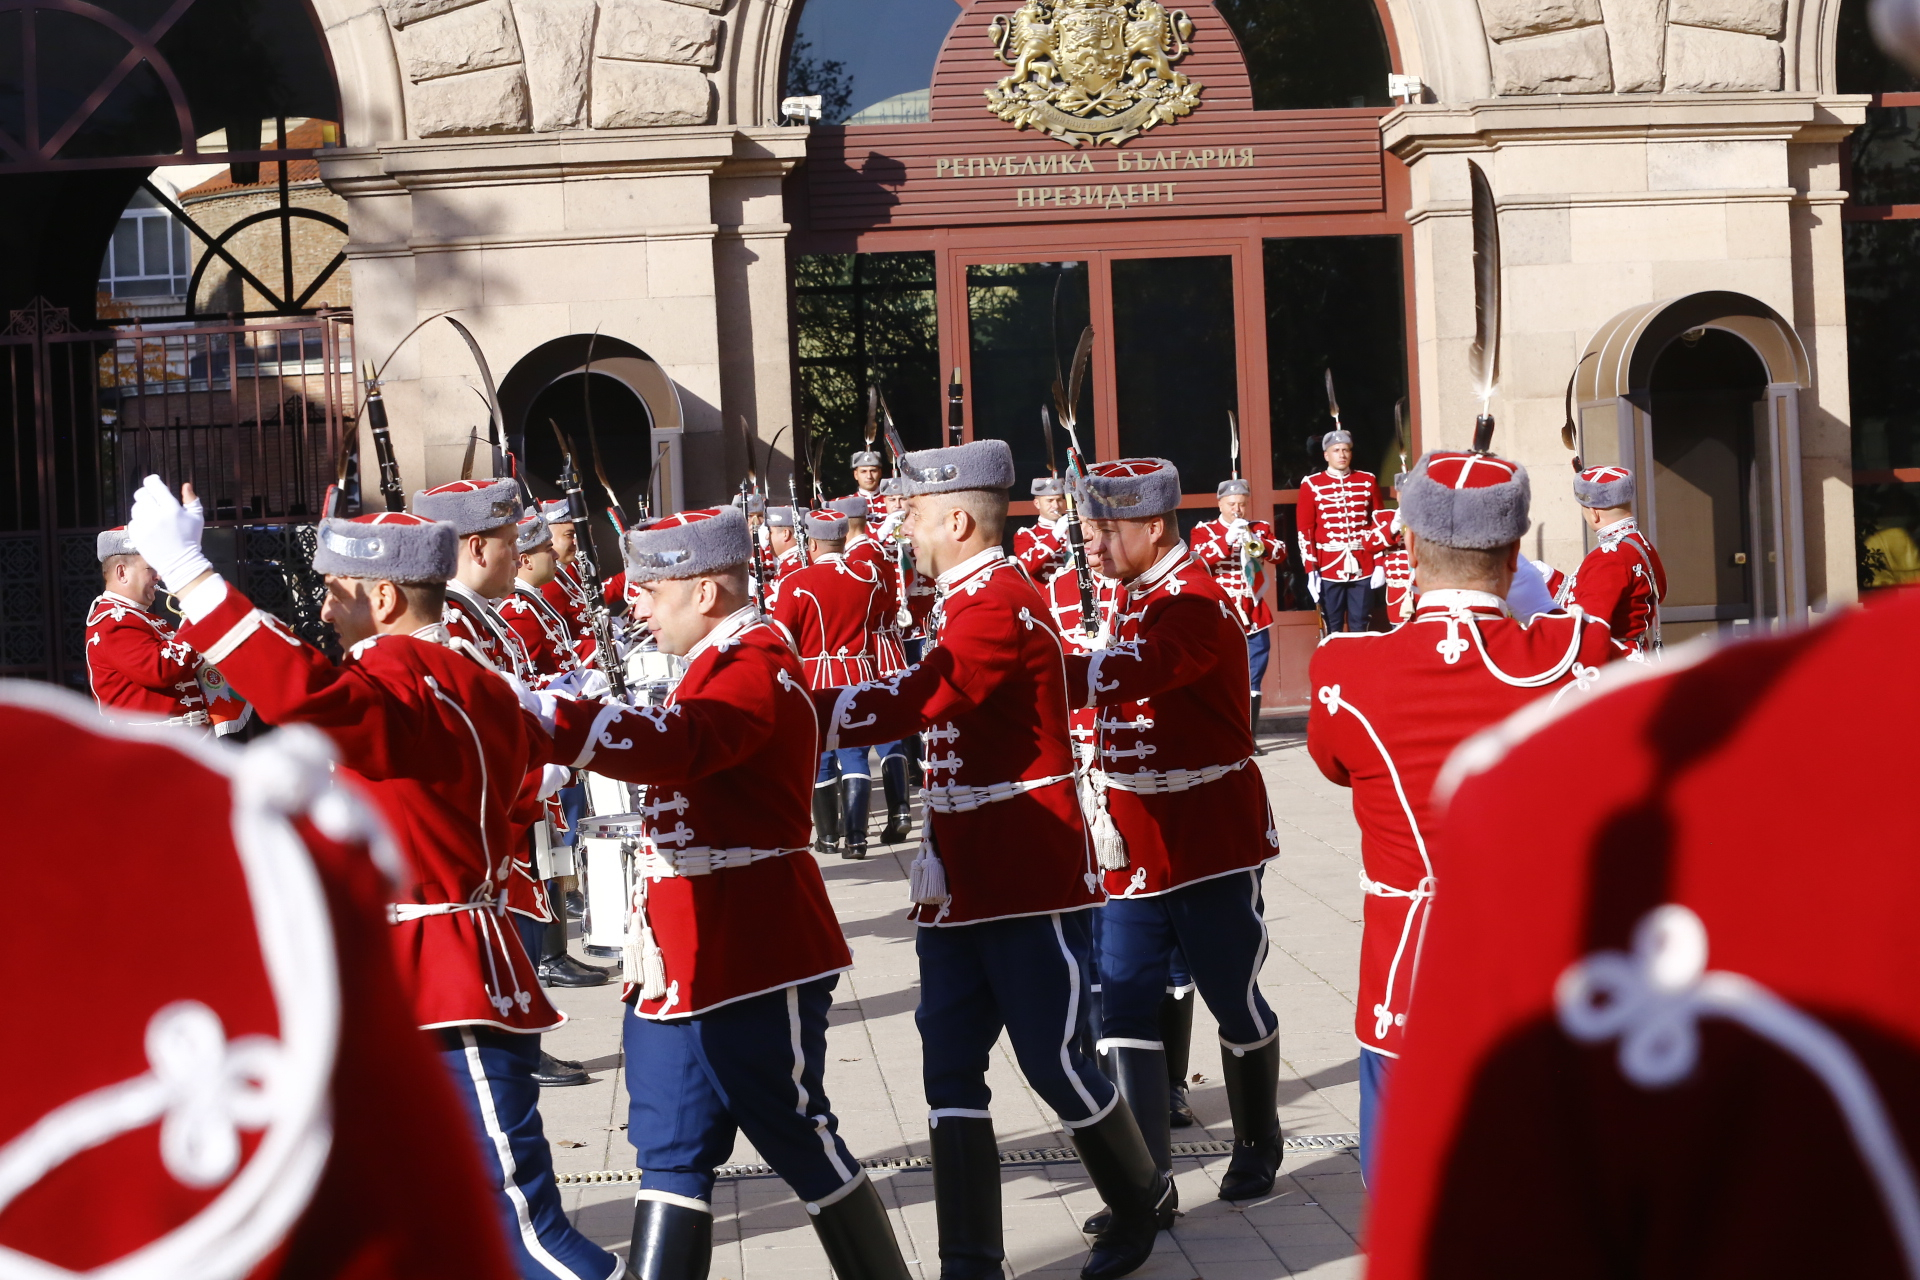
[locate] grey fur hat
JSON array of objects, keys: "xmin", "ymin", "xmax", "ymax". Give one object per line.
[
  {"xmin": 1321, "ymin": 429, "xmax": 1354, "ymax": 448},
  {"xmin": 1031, "ymin": 476, "xmax": 1066, "ymax": 497},
  {"xmin": 878, "ymin": 477, "xmax": 904, "ymax": 497},
  {"xmin": 1077, "ymin": 458, "xmax": 1182, "ymax": 520},
  {"xmin": 829, "ymin": 495, "xmax": 870, "ymax": 520},
  {"xmin": 97, "ymin": 527, "xmax": 137, "ymax": 561},
  {"xmin": 540, "ymin": 498, "xmax": 574, "ymax": 525},
  {"xmin": 766, "ymin": 505, "xmax": 796, "ymax": 528},
  {"xmin": 805, "ymin": 509, "xmax": 849, "ymax": 540},
  {"xmin": 897, "ymin": 439, "xmax": 1016, "ymax": 496},
  {"xmin": 1398, "ymin": 451, "xmax": 1530, "ymax": 550},
  {"xmin": 311, "ymin": 513, "xmax": 458, "ymax": 584},
  {"xmin": 515, "ymin": 513, "xmax": 553, "ymax": 555},
  {"xmin": 623, "ymin": 507, "xmax": 752, "ymax": 583},
  {"xmin": 414, "ymin": 478, "xmax": 522, "ymax": 536},
  {"xmin": 1574, "ymin": 464, "xmax": 1635, "ymax": 509},
  {"xmin": 850, "ymin": 450, "xmax": 883, "ymax": 468},
  {"xmin": 1217, "ymin": 478, "xmax": 1250, "ymax": 498}
]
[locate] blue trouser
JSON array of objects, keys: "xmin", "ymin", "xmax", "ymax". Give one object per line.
[
  {"xmin": 557, "ymin": 782, "xmax": 586, "ymax": 848},
  {"xmin": 1098, "ymin": 868, "xmax": 1277, "ymax": 1053},
  {"xmin": 816, "ymin": 745, "xmax": 871, "ymax": 786},
  {"xmin": 624, "ymin": 976, "xmax": 862, "ymax": 1208},
  {"xmin": 1319, "ymin": 579, "xmax": 1372, "ymax": 633},
  {"xmin": 1359, "ymin": 1047, "xmax": 1393, "ymax": 1187},
  {"xmin": 1246, "ymin": 626, "xmax": 1271, "ymax": 696},
  {"xmin": 916, "ymin": 910, "xmax": 1116, "ymax": 1126},
  {"xmin": 440, "ymin": 1028, "xmax": 618, "ymax": 1280}
]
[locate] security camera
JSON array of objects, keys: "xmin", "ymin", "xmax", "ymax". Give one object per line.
[{"xmin": 780, "ymin": 95, "xmax": 824, "ymax": 125}]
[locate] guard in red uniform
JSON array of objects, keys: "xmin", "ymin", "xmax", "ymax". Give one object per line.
[
  {"xmin": 1067, "ymin": 458, "xmax": 1285, "ymax": 1211},
  {"xmin": 772, "ymin": 508, "xmax": 887, "ymax": 858},
  {"xmin": 0, "ymin": 682, "xmax": 517, "ymax": 1280},
  {"xmin": 1015, "ymin": 476, "xmax": 1070, "ymax": 581},
  {"xmin": 1365, "ymin": 474, "xmax": 1414, "ymax": 626},
  {"xmin": 1558, "ymin": 464, "xmax": 1666, "ymax": 655},
  {"xmin": 1191, "ymin": 478, "xmax": 1288, "ymax": 732},
  {"xmin": 1365, "ymin": 589, "xmax": 1920, "ymax": 1280},
  {"xmin": 1305, "ymin": 450, "xmax": 1623, "ymax": 1185},
  {"xmin": 833, "ymin": 492, "xmax": 919, "ymax": 845},
  {"xmin": 85, "ymin": 527, "xmax": 212, "ymax": 727},
  {"xmin": 1296, "ymin": 429, "xmax": 1379, "ymax": 633},
  {"xmin": 501, "ymin": 512, "xmax": 583, "ymax": 682},
  {"xmin": 819, "ymin": 439, "xmax": 1170, "ymax": 1280},
  {"xmin": 538, "ymin": 499, "xmax": 594, "ymax": 648},
  {"xmin": 125, "ymin": 479, "xmax": 620, "ymax": 1280},
  {"xmin": 849, "ymin": 447, "xmax": 885, "ymax": 507},
  {"xmin": 542, "ymin": 506, "xmax": 910, "ymax": 1280},
  {"xmin": 764, "ymin": 504, "xmax": 802, "ymax": 600}
]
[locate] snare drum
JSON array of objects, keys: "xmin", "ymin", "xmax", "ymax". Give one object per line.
[{"xmin": 577, "ymin": 812, "xmax": 646, "ymax": 955}]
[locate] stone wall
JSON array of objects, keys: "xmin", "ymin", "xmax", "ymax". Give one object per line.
[{"xmin": 1479, "ymin": 0, "xmax": 1791, "ymax": 95}]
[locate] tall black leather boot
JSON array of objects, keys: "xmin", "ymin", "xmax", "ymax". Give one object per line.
[
  {"xmin": 1069, "ymin": 1100, "xmax": 1172, "ymax": 1280},
  {"xmin": 1162, "ymin": 993, "xmax": 1197, "ymax": 1129},
  {"xmin": 929, "ymin": 1116, "xmax": 1003, "ymax": 1279},
  {"xmin": 878, "ymin": 752, "xmax": 912, "ymax": 844},
  {"xmin": 809, "ymin": 1176, "xmax": 912, "ymax": 1280},
  {"xmin": 1218, "ymin": 1037, "xmax": 1284, "ymax": 1201},
  {"xmin": 625, "ymin": 1195, "xmax": 711, "ymax": 1279},
  {"xmin": 812, "ymin": 783, "xmax": 842, "ymax": 856},
  {"xmin": 1080, "ymin": 1047, "xmax": 1178, "ymax": 1235},
  {"xmin": 842, "ymin": 774, "xmax": 872, "ymax": 859}
]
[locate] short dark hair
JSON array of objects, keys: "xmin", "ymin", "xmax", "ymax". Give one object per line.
[
  {"xmin": 392, "ymin": 579, "xmax": 447, "ymax": 616},
  {"xmin": 810, "ymin": 537, "xmax": 847, "ymax": 555},
  {"xmin": 101, "ymin": 553, "xmax": 138, "ymax": 582}
]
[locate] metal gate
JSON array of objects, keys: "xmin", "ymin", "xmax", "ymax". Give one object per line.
[{"xmin": 0, "ymin": 297, "xmax": 352, "ymax": 687}]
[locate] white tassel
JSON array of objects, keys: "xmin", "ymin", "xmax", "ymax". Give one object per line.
[
  {"xmin": 908, "ymin": 803, "xmax": 949, "ymax": 905},
  {"xmin": 628, "ymin": 923, "xmax": 667, "ymax": 1001},
  {"xmin": 1079, "ymin": 770, "xmax": 1129, "ymax": 871}
]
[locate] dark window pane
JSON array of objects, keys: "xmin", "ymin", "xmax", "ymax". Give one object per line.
[
  {"xmin": 785, "ymin": 0, "xmax": 956, "ymax": 124},
  {"xmin": 1215, "ymin": 0, "xmax": 1393, "ymax": 110},
  {"xmin": 1838, "ymin": 0, "xmax": 1920, "ymax": 93},
  {"xmin": 1849, "ymin": 107, "xmax": 1920, "ymax": 205},
  {"xmin": 967, "ymin": 262, "xmax": 1093, "ymax": 494},
  {"xmin": 111, "ymin": 219, "xmax": 138, "ymax": 279},
  {"xmin": 793, "ymin": 251, "xmax": 941, "ymax": 486},
  {"xmin": 1264, "ymin": 236, "xmax": 1408, "ymax": 487},
  {"xmin": 141, "ymin": 213, "xmax": 169, "ymax": 275},
  {"xmin": 1845, "ymin": 219, "xmax": 1920, "ymax": 472},
  {"xmin": 1111, "ymin": 255, "xmax": 1237, "ymax": 492}
]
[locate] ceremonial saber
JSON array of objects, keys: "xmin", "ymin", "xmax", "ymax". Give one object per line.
[
  {"xmin": 552, "ymin": 420, "xmax": 630, "ymax": 703},
  {"xmin": 1229, "ymin": 409, "xmax": 1258, "ymax": 592},
  {"xmin": 872, "ymin": 386, "xmax": 915, "ymax": 629},
  {"xmin": 738, "ymin": 416, "xmax": 767, "ymax": 617},
  {"xmin": 1467, "ymin": 160, "xmax": 1503, "ymax": 454}
]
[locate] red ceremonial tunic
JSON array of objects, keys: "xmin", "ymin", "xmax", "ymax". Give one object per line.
[
  {"xmin": 1014, "ymin": 518, "xmax": 1067, "ymax": 581},
  {"xmin": 1191, "ymin": 517, "xmax": 1288, "ymax": 634},
  {"xmin": 1561, "ymin": 516, "xmax": 1667, "ymax": 654},
  {"xmin": 1297, "ymin": 469, "xmax": 1379, "ymax": 581},
  {"xmin": 771, "ymin": 552, "xmax": 887, "ymax": 689},
  {"xmin": 549, "ymin": 607, "xmax": 852, "ymax": 1019},
  {"xmin": 1047, "ymin": 564, "xmax": 1118, "ymax": 757},
  {"xmin": 84, "ymin": 591, "xmax": 210, "ymax": 723},
  {"xmin": 1063, "ymin": 545, "xmax": 1276, "ymax": 899},
  {"xmin": 179, "ymin": 583, "xmax": 563, "ymax": 1034},
  {"xmin": 820, "ymin": 548, "xmax": 1102, "ymax": 926},
  {"xmin": 0, "ymin": 687, "xmax": 516, "ymax": 1280},
  {"xmin": 1366, "ymin": 589, "xmax": 1920, "ymax": 1280},
  {"xmin": 499, "ymin": 580, "xmax": 580, "ymax": 681},
  {"xmin": 1366, "ymin": 509, "xmax": 1415, "ymax": 624},
  {"xmin": 1305, "ymin": 591, "xmax": 1622, "ymax": 1060}
]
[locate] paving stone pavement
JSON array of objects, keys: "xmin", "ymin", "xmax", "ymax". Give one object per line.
[{"xmin": 536, "ymin": 722, "xmax": 1368, "ymax": 1279}]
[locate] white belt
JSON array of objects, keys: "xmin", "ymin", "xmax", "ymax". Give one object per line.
[
  {"xmin": 923, "ymin": 772, "xmax": 1074, "ymax": 813},
  {"xmin": 639, "ymin": 845, "xmax": 804, "ymax": 878},
  {"xmin": 1359, "ymin": 871, "xmax": 1435, "ymax": 901},
  {"xmin": 1316, "ymin": 540, "xmax": 1363, "ymax": 551},
  {"xmin": 1095, "ymin": 757, "xmax": 1251, "ymax": 796},
  {"xmin": 388, "ymin": 898, "xmax": 501, "ymax": 924}
]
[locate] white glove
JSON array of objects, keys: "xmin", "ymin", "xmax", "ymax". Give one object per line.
[
  {"xmin": 877, "ymin": 510, "xmax": 906, "ymax": 541},
  {"xmin": 548, "ymin": 665, "xmax": 612, "ymax": 700},
  {"xmin": 1308, "ymin": 572, "xmax": 1322, "ymax": 603},
  {"xmin": 1225, "ymin": 519, "xmax": 1248, "ymax": 548},
  {"xmin": 127, "ymin": 474, "xmax": 212, "ymax": 593},
  {"xmin": 536, "ymin": 763, "xmax": 570, "ymax": 802}
]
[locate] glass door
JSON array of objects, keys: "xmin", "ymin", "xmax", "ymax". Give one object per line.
[
  {"xmin": 1110, "ymin": 254, "xmax": 1241, "ymax": 501},
  {"xmin": 964, "ymin": 261, "xmax": 1094, "ymax": 494}
]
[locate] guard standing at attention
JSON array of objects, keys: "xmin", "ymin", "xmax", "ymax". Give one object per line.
[
  {"xmin": 848, "ymin": 447, "xmax": 885, "ymax": 506},
  {"xmin": 1364, "ymin": 474, "xmax": 1414, "ymax": 627},
  {"xmin": 1305, "ymin": 450, "xmax": 1623, "ymax": 1185},
  {"xmin": 542, "ymin": 506, "xmax": 911, "ymax": 1280},
  {"xmin": 1296, "ymin": 430, "xmax": 1379, "ymax": 633},
  {"xmin": 124, "ymin": 479, "xmax": 622, "ymax": 1280},
  {"xmin": 818, "ymin": 439, "xmax": 1171, "ymax": 1280},
  {"xmin": 85, "ymin": 525, "xmax": 214, "ymax": 727},
  {"xmin": 1014, "ymin": 477, "xmax": 1070, "ymax": 581},
  {"xmin": 1068, "ymin": 459, "xmax": 1286, "ymax": 1215},
  {"xmin": 835, "ymin": 491, "xmax": 920, "ymax": 846},
  {"xmin": 771, "ymin": 508, "xmax": 888, "ymax": 859},
  {"xmin": 1191, "ymin": 478, "xmax": 1288, "ymax": 733},
  {"xmin": 1557, "ymin": 465, "xmax": 1666, "ymax": 656}
]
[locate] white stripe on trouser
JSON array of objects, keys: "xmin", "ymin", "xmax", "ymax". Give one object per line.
[
  {"xmin": 1242, "ymin": 868, "xmax": 1274, "ymax": 1046},
  {"xmin": 460, "ymin": 1030, "xmax": 597, "ymax": 1280},
  {"xmin": 787, "ymin": 985, "xmax": 857, "ymax": 1212},
  {"xmin": 929, "ymin": 1108, "xmax": 992, "ymax": 1125},
  {"xmin": 1049, "ymin": 913, "xmax": 1106, "ymax": 1124}
]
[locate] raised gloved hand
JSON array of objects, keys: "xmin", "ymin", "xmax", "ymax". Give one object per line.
[
  {"xmin": 546, "ymin": 666, "xmax": 611, "ymax": 700},
  {"xmin": 1225, "ymin": 519, "xmax": 1248, "ymax": 547},
  {"xmin": 127, "ymin": 475, "xmax": 213, "ymax": 593}
]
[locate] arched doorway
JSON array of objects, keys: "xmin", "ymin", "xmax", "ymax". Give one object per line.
[{"xmin": 1574, "ymin": 291, "xmax": 1812, "ymax": 639}]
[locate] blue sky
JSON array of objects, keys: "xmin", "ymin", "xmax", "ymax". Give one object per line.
[{"xmin": 791, "ymin": 0, "xmax": 964, "ymax": 119}]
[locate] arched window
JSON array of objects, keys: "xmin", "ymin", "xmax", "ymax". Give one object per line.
[
  {"xmin": 1215, "ymin": 0, "xmax": 1392, "ymax": 110},
  {"xmin": 783, "ymin": 0, "xmax": 959, "ymax": 125}
]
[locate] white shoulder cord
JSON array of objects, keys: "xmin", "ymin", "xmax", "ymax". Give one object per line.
[{"xmin": 1454, "ymin": 609, "xmax": 1589, "ymax": 689}]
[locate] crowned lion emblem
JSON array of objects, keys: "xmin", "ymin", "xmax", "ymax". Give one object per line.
[{"xmin": 986, "ymin": 0, "xmax": 1201, "ymax": 147}]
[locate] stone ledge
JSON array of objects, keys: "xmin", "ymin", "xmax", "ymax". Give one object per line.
[
  {"xmin": 1406, "ymin": 185, "xmax": 1800, "ymax": 225},
  {"xmin": 1384, "ymin": 93, "xmax": 1868, "ymax": 159}
]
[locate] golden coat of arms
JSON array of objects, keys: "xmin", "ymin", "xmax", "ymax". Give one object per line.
[{"xmin": 986, "ymin": 0, "xmax": 1201, "ymax": 147}]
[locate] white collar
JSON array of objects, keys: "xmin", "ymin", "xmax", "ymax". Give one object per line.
[
  {"xmin": 1126, "ymin": 542, "xmax": 1189, "ymax": 598},
  {"xmin": 1414, "ymin": 589, "xmax": 1508, "ymax": 616},
  {"xmin": 1325, "ymin": 467, "xmax": 1352, "ymax": 480},
  {"xmin": 684, "ymin": 604, "xmax": 761, "ymax": 664},
  {"xmin": 937, "ymin": 546, "xmax": 1005, "ymax": 591},
  {"xmin": 815, "ymin": 551, "xmax": 845, "ymax": 565},
  {"xmin": 99, "ymin": 589, "xmax": 149, "ymax": 610},
  {"xmin": 348, "ymin": 621, "xmax": 448, "ymax": 661},
  {"xmin": 1597, "ymin": 516, "xmax": 1639, "ymax": 540}
]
